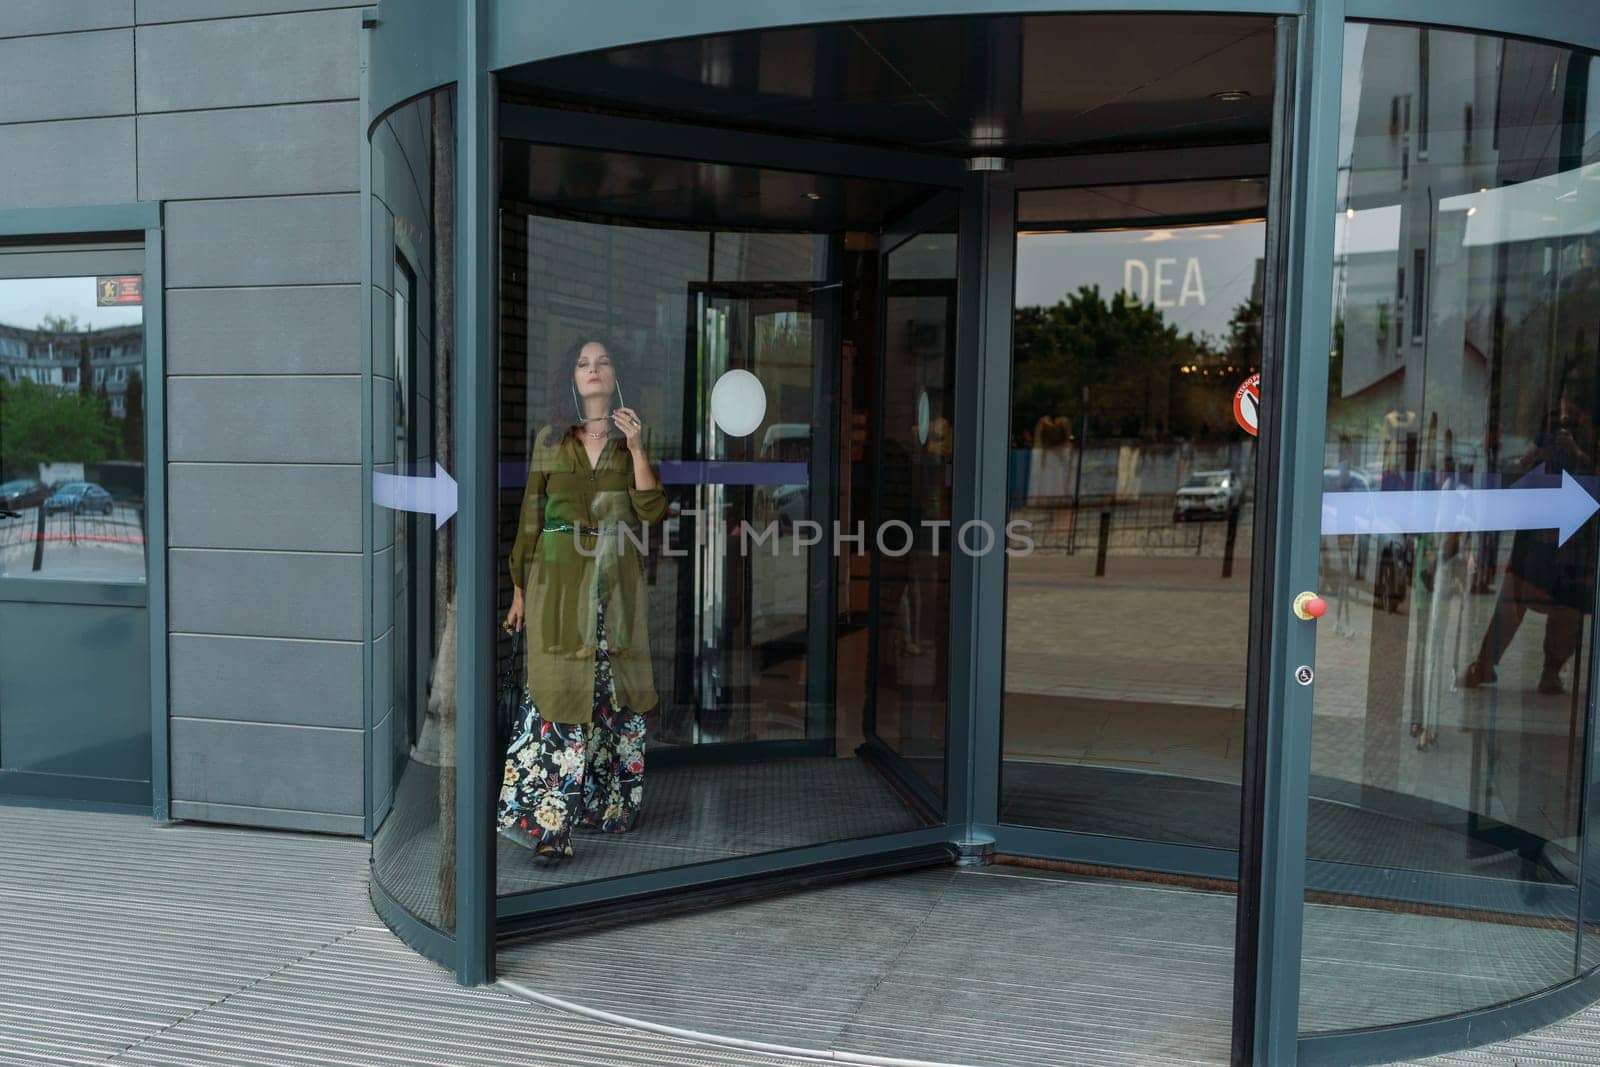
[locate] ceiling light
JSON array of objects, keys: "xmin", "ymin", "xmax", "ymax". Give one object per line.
[
  {"xmin": 1211, "ymin": 89, "xmax": 1252, "ymax": 102},
  {"xmin": 802, "ymin": 192, "xmax": 822, "ymax": 201}
]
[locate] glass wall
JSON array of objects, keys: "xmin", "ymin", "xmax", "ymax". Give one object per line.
[
  {"xmin": 493, "ymin": 142, "xmax": 952, "ymax": 897},
  {"xmin": 1302, "ymin": 23, "xmax": 1600, "ymax": 1031},
  {"xmin": 0, "ymin": 274, "xmax": 146, "ymax": 582},
  {"xmin": 370, "ymin": 85, "xmax": 459, "ymax": 933},
  {"xmin": 1002, "ymin": 182, "xmax": 1269, "ymax": 851}
]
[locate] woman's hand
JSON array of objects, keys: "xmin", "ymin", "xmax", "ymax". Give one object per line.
[
  {"xmin": 612, "ymin": 406, "xmax": 644, "ymax": 448},
  {"xmin": 505, "ymin": 586, "xmax": 525, "ymax": 633}
]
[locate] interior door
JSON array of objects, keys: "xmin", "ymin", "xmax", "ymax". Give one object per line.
[{"xmin": 663, "ymin": 280, "xmax": 837, "ymax": 759}]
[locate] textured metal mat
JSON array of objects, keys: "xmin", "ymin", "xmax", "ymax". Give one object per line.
[{"xmin": 5, "ymin": 803, "xmax": 1600, "ymax": 1066}]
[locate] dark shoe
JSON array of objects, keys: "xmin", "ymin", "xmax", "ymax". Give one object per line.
[
  {"xmin": 1458, "ymin": 661, "xmax": 1496, "ymax": 688},
  {"xmin": 1538, "ymin": 673, "xmax": 1565, "ymax": 695}
]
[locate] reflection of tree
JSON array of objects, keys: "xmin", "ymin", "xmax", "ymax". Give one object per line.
[
  {"xmin": 0, "ymin": 379, "xmax": 118, "ymax": 475},
  {"xmin": 1013, "ymin": 286, "xmax": 1257, "ymax": 442}
]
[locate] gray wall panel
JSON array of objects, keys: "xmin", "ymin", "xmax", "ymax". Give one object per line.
[
  {"xmin": 135, "ymin": 9, "xmax": 359, "ymax": 111},
  {"xmin": 0, "ymin": 29, "xmax": 133, "ymax": 123},
  {"xmin": 0, "ymin": 0, "xmax": 131, "ymax": 38},
  {"xmin": 137, "ymin": 0, "xmax": 364, "ymax": 22},
  {"xmin": 169, "ymin": 463, "xmax": 362, "ymax": 551},
  {"xmin": 138, "ymin": 103, "xmax": 359, "ymax": 201},
  {"xmin": 165, "ymin": 195, "xmax": 360, "ymax": 287},
  {"xmin": 169, "ymin": 633, "xmax": 362, "ymax": 728},
  {"xmin": 169, "ymin": 549, "xmax": 362, "ymax": 640},
  {"xmin": 166, "ymin": 286, "xmax": 361, "ymax": 375},
  {"xmin": 167, "ymin": 376, "xmax": 360, "ymax": 464},
  {"xmin": 169, "ymin": 718, "xmax": 361, "ymax": 815},
  {"xmin": 0, "ymin": 118, "xmax": 135, "ymax": 209}
]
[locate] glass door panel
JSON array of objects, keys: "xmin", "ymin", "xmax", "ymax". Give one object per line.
[
  {"xmin": 862, "ymin": 200, "xmax": 959, "ymax": 808},
  {"xmin": 1001, "ymin": 184, "xmax": 1269, "ymax": 850},
  {"xmin": 1301, "ymin": 22, "xmax": 1600, "ymax": 1031},
  {"xmin": 494, "ymin": 143, "xmax": 952, "ymax": 903}
]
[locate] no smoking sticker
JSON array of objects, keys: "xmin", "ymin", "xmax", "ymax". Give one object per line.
[{"xmin": 1233, "ymin": 373, "xmax": 1260, "ymax": 437}]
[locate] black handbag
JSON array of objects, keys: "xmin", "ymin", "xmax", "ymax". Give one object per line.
[{"xmin": 495, "ymin": 625, "xmax": 526, "ymax": 754}]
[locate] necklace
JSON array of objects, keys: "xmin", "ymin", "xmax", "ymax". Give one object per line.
[{"xmin": 585, "ymin": 429, "xmax": 606, "ymax": 439}]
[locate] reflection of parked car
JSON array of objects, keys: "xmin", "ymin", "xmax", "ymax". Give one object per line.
[
  {"xmin": 756, "ymin": 423, "xmax": 810, "ymax": 530},
  {"xmin": 0, "ymin": 479, "xmax": 48, "ymax": 509},
  {"xmin": 44, "ymin": 482, "xmax": 114, "ymax": 515},
  {"xmin": 1174, "ymin": 469, "xmax": 1243, "ymax": 521},
  {"xmin": 1322, "ymin": 466, "xmax": 1409, "ymax": 611}
]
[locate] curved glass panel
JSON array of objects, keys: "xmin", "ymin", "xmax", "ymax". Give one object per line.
[
  {"xmin": 369, "ymin": 86, "xmax": 459, "ymax": 934},
  {"xmin": 493, "ymin": 142, "xmax": 951, "ymax": 896},
  {"xmin": 1302, "ymin": 23, "xmax": 1600, "ymax": 1031}
]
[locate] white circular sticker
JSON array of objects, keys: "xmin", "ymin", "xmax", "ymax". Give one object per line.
[
  {"xmin": 709, "ymin": 369, "xmax": 767, "ymax": 438},
  {"xmin": 917, "ymin": 390, "xmax": 930, "ymax": 446}
]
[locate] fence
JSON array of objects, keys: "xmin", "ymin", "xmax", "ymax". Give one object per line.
[{"xmin": 0, "ymin": 502, "xmax": 147, "ymax": 580}]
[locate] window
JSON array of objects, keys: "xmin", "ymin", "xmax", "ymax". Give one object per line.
[{"xmin": 0, "ymin": 273, "xmax": 145, "ymax": 581}]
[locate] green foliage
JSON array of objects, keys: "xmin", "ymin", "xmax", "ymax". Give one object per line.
[
  {"xmin": 0, "ymin": 378, "xmax": 120, "ymax": 475},
  {"xmin": 1013, "ymin": 285, "xmax": 1234, "ymax": 442}
]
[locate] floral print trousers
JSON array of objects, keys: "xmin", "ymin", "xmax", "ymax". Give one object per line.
[{"xmin": 497, "ymin": 607, "xmax": 646, "ymax": 858}]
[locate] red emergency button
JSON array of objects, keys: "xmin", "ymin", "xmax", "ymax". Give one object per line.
[{"xmin": 1293, "ymin": 591, "xmax": 1326, "ymax": 621}]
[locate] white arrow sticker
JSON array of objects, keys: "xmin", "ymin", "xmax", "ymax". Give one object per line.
[
  {"xmin": 373, "ymin": 464, "xmax": 458, "ymax": 529},
  {"xmin": 1322, "ymin": 467, "xmax": 1599, "ymax": 546}
]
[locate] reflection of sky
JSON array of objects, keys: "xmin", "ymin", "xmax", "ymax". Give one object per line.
[
  {"xmin": 0, "ymin": 277, "xmax": 143, "ymax": 332},
  {"xmin": 1015, "ymin": 221, "xmax": 1265, "ymax": 341}
]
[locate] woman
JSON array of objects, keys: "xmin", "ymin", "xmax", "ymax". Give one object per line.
[{"xmin": 498, "ymin": 338, "xmax": 667, "ymax": 861}]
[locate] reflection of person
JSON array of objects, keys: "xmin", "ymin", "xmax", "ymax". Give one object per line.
[
  {"xmin": 1029, "ymin": 414, "xmax": 1072, "ymax": 506},
  {"xmin": 1415, "ymin": 454, "xmax": 1471, "ymax": 748},
  {"xmin": 1460, "ymin": 405, "xmax": 1593, "ymax": 694},
  {"xmin": 498, "ymin": 339, "xmax": 667, "ymax": 862}
]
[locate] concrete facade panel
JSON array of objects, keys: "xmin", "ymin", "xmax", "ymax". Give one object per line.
[
  {"xmin": 134, "ymin": 8, "xmax": 359, "ymax": 111},
  {"xmin": 0, "ymin": 118, "xmax": 135, "ymax": 209},
  {"xmin": 169, "ymin": 718, "xmax": 362, "ymax": 816},
  {"xmin": 169, "ymin": 548, "xmax": 362, "ymax": 641},
  {"xmin": 0, "ymin": 0, "xmax": 131, "ymax": 38},
  {"xmin": 165, "ymin": 195, "xmax": 360, "ymax": 288},
  {"xmin": 166, "ymin": 285, "xmax": 361, "ymax": 375},
  {"xmin": 169, "ymin": 634, "xmax": 362, "ymax": 729},
  {"xmin": 136, "ymin": 0, "xmax": 362, "ymax": 23},
  {"xmin": 168, "ymin": 463, "xmax": 362, "ymax": 552},
  {"xmin": 0, "ymin": 29, "xmax": 132, "ymax": 124},
  {"xmin": 167, "ymin": 376, "xmax": 360, "ymax": 464},
  {"xmin": 138, "ymin": 102, "xmax": 359, "ymax": 201}
]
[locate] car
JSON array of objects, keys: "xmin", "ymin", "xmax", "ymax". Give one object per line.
[
  {"xmin": 1173, "ymin": 469, "xmax": 1243, "ymax": 521},
  {"xmin": 43, "ymin": 482, "xmax": 114, "ymax": 515},
  {"xmin": 0, "ymin": 478, "xmax": 48, "ymax": 510}
]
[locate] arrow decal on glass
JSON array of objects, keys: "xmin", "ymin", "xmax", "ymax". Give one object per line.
[
  {"xmin": 374, "ymin": 464, "xmax": 458, "ymax": 529},
  {"xmin": 1322, "ymin": 467, "xmax": 1600, "ymax": 546}
]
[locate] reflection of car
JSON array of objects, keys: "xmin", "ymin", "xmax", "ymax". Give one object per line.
[
  {"xmin": 44, "ymin": 482, "xmax": 114, "ymax": 515},
  {"xmin": 1174, "ymin": 469, "xmax": 1242, "ymax": 521},
  {"xmin": 757, "ymin": 423, "xmax": 811, "ymax": 530},
  {"xmin": 0, "ymin": 479, "xmax": 48, "ymax": 509}
]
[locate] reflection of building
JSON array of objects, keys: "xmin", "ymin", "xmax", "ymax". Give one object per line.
[
  {"xmin": 0, "ymin": 322, "xmax": 142, "ymax": 417},
  {"xmin": 1332, "ymin": 28, "xmax": 1585, "ymax": 475}
]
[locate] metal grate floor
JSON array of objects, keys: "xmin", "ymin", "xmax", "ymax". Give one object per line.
[{"xmin": 4, "ymin": 801, "xmax": 1600, "ymax": 1066}]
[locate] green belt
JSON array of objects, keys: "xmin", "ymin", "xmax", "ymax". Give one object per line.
[{"xmin": 543, "ymin": 521, "xmax": 612, "ymax": 536}]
